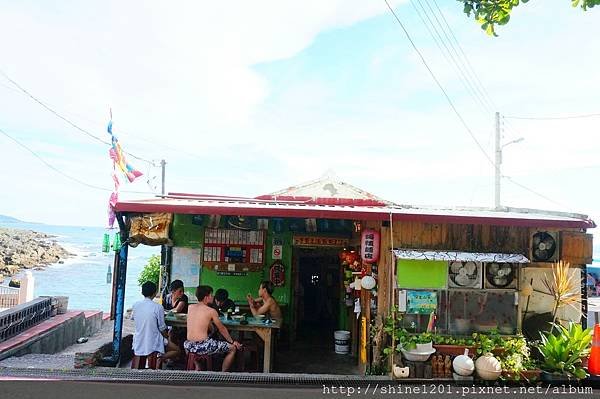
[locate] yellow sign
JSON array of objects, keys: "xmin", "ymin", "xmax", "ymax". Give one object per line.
[
  {"xmin": 292, "ymin": 236, "xmax": 349, "ymax": 247},
  {"xmin": 360, "ymin": 317, "xmax": 367, "ymax": 364}
]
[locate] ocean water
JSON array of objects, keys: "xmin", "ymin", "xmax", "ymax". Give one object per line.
[{"xmin": 0, "ymin": 222, "xmax": 159, "ymax": 312}]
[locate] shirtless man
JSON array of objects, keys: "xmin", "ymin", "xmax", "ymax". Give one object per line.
[
  {"xmin": 185, "ymin": 285, "xmax": 241, "ymax": 371},
  {"xmin": 246, "ymin": 280, "xmax": 282, "ymax": 321}
]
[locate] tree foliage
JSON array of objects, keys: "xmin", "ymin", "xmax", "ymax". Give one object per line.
[
  {"xmin": 459, "ymin": 0, "xmax": 599, "ymax": 36},
  {"xmin": 138, "ymin": 254, "xmax": 161, "ymax": 286}
]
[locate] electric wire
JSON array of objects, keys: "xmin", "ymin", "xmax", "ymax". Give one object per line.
[
  {"xmin": 0, "ymin": 74, "xmax": 203, "ymax": 162},
  {"xmin": 0, "ymin": 69, "xmax": 154, "ymax": 165},
  {"xmin": 409, "ymin": 0, "xmax": 490, "ymax": 117},
  {"xmin": 384, "ymin": 0, "xmax": 494, "ymax": 166},
  {"xmin": 504, "ymin": 113, "xmax": 600, "ymax": 120},
  {"xmin": 384, "ymin": 1, "xmax": 570, "ymax": 210},
  {"xmin": 417, "ymin": 0, "xmax": 491, "ymax": 115},
  {"xmin": 0, "ymin": 127, "xmax": 152, "ymax": 195},
  {"xmin": 429, "ymin": 0, "xmax": 497, "ymax": 111}
]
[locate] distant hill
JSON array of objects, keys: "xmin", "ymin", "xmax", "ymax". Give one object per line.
[{"xmin": 0, "ymin": 214, "xmax": 24, "ymax": 223}]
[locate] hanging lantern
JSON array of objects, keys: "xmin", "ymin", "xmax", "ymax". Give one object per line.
[
  {"xmin": 112, "ymin": 233, "xmax": 122, "ymax": 252},
  {"xmin": 360, "ymin": 229, "xmax": 380, "ymax": 263},
  {"xmin": 102, "ymin": 233, "xmax": 110, "ymax": 254}
]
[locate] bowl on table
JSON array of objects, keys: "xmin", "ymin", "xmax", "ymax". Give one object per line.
[
  {"xmin": 253, "ymin": 314, "xmax": 265, "ymax": 320},
  {"xmin": 232, "ymin": 315, "xmax": 244, "ymax": 321},
  {"xmin": 173, "ymin": 312, "xmax": 186, "ymax": 319}
]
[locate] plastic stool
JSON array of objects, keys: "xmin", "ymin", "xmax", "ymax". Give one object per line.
[{"xmin": 131, "ymin": 352, "xmax": 162, "ymax": 369}]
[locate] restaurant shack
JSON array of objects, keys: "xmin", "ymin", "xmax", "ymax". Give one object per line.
[{"xmin": 109, "ymin": 176, "xmax": 595, "ymax": 375}]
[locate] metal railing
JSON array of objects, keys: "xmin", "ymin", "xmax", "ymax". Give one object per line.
[
  {"xmin": 0, "ymin": 285, "xmax": 19, "ymax": 309},
  {"xmin": 0, "ymin": 297, "xmax": 52, "ymax": 343}
]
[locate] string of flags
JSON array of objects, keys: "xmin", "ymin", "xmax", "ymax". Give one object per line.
[{"xmin": 106, "ymin": 110, "xmax": 143, "ymax": 228}]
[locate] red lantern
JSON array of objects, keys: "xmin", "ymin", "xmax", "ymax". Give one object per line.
[{"xmin": 360, "ymin": 229, "xmax": 380, "ymax": 263}]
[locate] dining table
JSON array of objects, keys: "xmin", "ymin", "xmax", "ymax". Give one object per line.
[{"xmin": 165, "ymin": 313, "xmax": 281, "ymax": 373}]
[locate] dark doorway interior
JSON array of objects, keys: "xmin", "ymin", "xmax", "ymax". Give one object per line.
[{"xmin": 274, "ymin": 248, "xmax": 358, "ymax": 374}]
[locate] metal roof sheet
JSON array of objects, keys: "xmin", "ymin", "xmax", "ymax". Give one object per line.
[{"xmin": 114, "ymin": 195, "xmax": 595, "ymax": 229}]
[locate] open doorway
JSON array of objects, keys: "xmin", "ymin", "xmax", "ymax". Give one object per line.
[
  {"xmin": 295, "ymin": 248, "xmax": 340, "ymax": 341},
  {"xmin": 273, "ymin": 247, "xmax": 358, "ymax": 374}
]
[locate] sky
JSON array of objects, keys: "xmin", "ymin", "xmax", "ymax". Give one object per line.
[{"xmin": 0, "ymin": 1, "xmax": 598, "ymax": 255}]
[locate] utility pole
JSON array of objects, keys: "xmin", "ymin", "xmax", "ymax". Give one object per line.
[
  {"xmin": 494, "ymin": 112, "xmax": 524, "ymax": 211},
  {"xmin": 160, "ymin": 159, "xmax": 166, "ymax": 197},
  {"xmin": 494, "ymin": 112, "xmax": 501, "ymax": 210}
]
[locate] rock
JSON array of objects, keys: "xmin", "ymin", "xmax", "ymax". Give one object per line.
[{"xmin": 0, "ymin": 227, "xmax": 71, "ymax": 275}]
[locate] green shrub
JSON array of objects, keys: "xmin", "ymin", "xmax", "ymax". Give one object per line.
[{"xmin": 138, "ymin": 254, "xmax": 161, "ymax": 286}]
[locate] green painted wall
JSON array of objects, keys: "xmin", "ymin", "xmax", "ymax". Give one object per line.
[{"xmin": 170, "ymin": 214, "xmax": 293, "ymax": 318}]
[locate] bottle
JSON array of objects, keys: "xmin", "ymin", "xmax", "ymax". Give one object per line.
[{"xmin": 226, "ymin": 308, "xmax": 232, "ymax": 320}]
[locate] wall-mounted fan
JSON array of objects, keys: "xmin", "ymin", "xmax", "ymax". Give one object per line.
[
  {"xmin": 448, "ymin": 261, "xmax": 482, "ymax": 289},
  {"xmin": 531, "ymin": 231, "xmax": 559, "ymax": 262},
  {"xmin": 484, "ymin": 262, "xmax": 517, "ymax": 289}
]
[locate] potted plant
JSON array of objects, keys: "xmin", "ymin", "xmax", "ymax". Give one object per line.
[
  {"xmin": 433, "ymin": 335, "xmax": 477, "ymax": 356},
  {"xmin": 498, "ymin": 335, "xmax": 540, "ymax": 382},
  {"xmin": 538, "ymin": 322, "xmax": 593, "ymax": 383}
]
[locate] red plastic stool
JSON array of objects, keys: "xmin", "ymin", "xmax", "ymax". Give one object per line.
[
  {"xmin": 186, "ymin": 352, "xmax": 214, "ymax": 371},
  {"xmin": 131, "ymin": 352, "xmax": 162, "ymax": 369}
]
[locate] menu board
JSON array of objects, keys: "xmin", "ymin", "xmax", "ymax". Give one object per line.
[
  {"xmin": 406, "ymin": 290, "xmax": 437, "ymax": 314},
  {"xmin": 203, "ymin": 229, "xmax": 266, "ymax": 271},
  {"xmin": 171, "ymin": 247, "xmax": 201, "ymax": 288}
]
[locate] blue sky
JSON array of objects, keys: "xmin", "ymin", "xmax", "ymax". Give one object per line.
[{"xmin": 0, "ymin": 1, "xmax": 598, "ymax": 256}]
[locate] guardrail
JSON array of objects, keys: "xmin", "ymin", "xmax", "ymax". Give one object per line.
[
  {"xmin": 0, "ymin": 285, "xmax": 20, "ymax": 309},
  {"xmin": 0, "ymin": 297, "xmax": 52, "ymax": 343}
]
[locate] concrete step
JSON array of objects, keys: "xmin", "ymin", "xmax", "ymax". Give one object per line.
[{"xmin": 0, "ymin": 311, "xmax": 86, "ymax": 361}]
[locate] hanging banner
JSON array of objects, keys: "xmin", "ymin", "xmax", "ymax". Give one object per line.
[{"xmin": 360, "ymin": 229, "xmax": 380, "ymax": 263}]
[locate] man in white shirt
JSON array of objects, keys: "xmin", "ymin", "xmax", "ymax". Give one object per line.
[{"xmin": 132, "ymin": 281, "xmax": 180, "ymax": 364}]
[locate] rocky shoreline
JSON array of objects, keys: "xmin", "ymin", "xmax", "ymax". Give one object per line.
[{"xmin": 0, "ymin": 227, "xmax": 72, "ymax": 281}]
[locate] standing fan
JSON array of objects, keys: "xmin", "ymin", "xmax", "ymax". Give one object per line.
[
  {"xmin": 531, "ymin": 231, "xmax": 558, "ymax": 262},
  {"xmin": 448, "ymin": 261, "xmax": 482, "ymax": 289},
  {"xmin": 485, "ymin": 262, "xmax": 517, "ymax": 289}
]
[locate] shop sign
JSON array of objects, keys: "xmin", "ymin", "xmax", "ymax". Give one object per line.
[
  {"xmin": 293, "ymin": 236, "xmax": 349, "ymax": 247},
  {"xmin": 216, "ymin": 271, "xmax": 248, "ymax": 277},
  {"xmin": 406, "ymin": 290, "xmax": 437, "ymax": 314},
  {"xmin": 360, "ymin": 229, "xmax": 380, "ymax": 263}
]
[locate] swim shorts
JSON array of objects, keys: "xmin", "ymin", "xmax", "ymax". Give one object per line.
[{"xmin": 184, "ymin": 338, "xmax": 231, "ymax": 355}]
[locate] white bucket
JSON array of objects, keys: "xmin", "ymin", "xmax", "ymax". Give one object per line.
[{"xmin": 334, "ymin": 330, "xmax": 351, "ymax": 354}]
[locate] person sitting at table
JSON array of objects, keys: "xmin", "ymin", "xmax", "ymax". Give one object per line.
[
  {"xmin": 132, "ymin": 281, "xmax": 181, "ymax": 365},
  {"xmin": 162, "ymin": 279, "xmax": 189, "ymax": 314},
  {"xmin": 214, "ymin": 288, "xmax": 236, "ymax": 316},
  {"xmin": 246, "ymin": 280, "xmax": 282, "ymax": 321},
  {"xmin": 185, "ymin": 285, "xmax": 242, "ymax": 372}
]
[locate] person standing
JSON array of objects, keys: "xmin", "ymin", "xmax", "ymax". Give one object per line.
[
  {"xmin": 247, "ymin": 280, "xmax": 282, "ymax": 321},
  {"xmin": 185, "ymin": 285, "xmax": 241, "ymax": 372},
  {"xmin": 132, "ymin": 281, "xmax": 180, "ymax": 365}
]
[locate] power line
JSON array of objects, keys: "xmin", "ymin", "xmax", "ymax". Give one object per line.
[
  {"xmin": 384, "ymin": 1, "xmax": 570, "ymax": 210},
  {"xmin": 417, "ymin": 0, "xmax": 491, "ymax": 115},
  {"xmin": 0, "ymin": 127, "xmax": 152, "ymax": 195},
  {"xmin": 0, "ymin": 69, "xmax": 154, "ymax": 165},
  {"xmin": 429, "ymin": 0, "xmax": 497, "ymax": 111},
  {"xmin": 0, "ymin": 74, "xmax": 205, "ymax": 162},
  {"xmin": 384, "ymin": 0, "xmax": 494, "ymax": 166},
  {"xmin": 408, "ymin": 0, "xmax": 490, "ymax": 118},
  {"xmin": 504, "ymin": 112, "xmax": 600, "ymax": 120}
]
